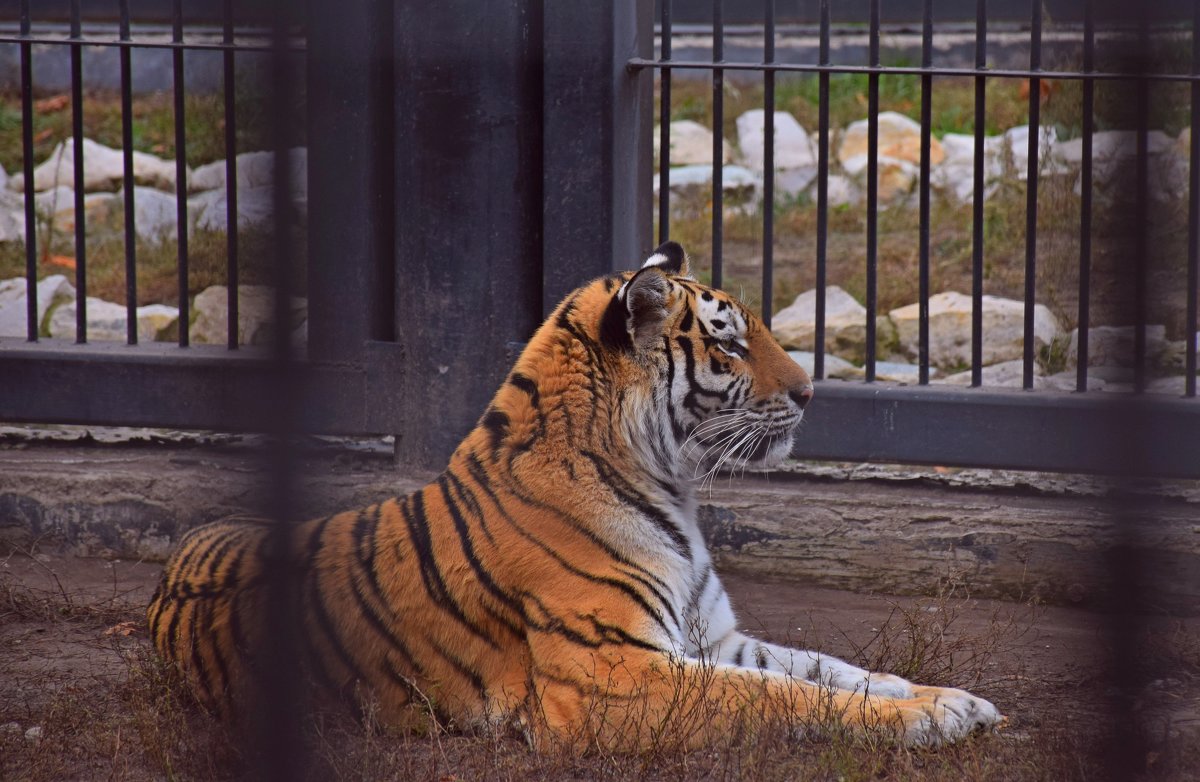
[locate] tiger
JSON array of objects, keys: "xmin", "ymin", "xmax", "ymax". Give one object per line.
[{"xmin": 147, "ymin": 242, "xmax": 1004, "ymax": 750}]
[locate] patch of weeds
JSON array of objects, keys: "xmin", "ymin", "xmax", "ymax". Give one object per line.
[{"xmin": 840, "ymin": 577, "xmax": 1042, "ymax": 694}]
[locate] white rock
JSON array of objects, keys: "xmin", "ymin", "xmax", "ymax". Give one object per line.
[
  {"xmin": 775, "ymin": 167, "xmax": 818, "ymax": 198},
  {"xmin": 937, "ymin": 358, "xmax": 1048, "ymax": 388},
  {"xmin": 939, "ymin": 133, "xmax": 976, "ymax": 165},
  {"xmin": 33, "ymin": 185, "xmax": 78, "ymax": 221},
  {"xmin": 838, "ymin": 112, "xmax": 944, "ymax": 167},
  {"xmin": 0, "ymin": 722, "xmax": 20, "ymax": 737},
  {"xmin": 48, "ymin": 297, "xmax": 176, "ymax": 342},
  {"xmin": 931, "ymin": 162, "xmax": 1000, "ymax": 205},
  {"xmin": 188, "ymin": 159, "xmax": 227, "ymax": 193},
  {"xmin": 190, "ymin": 285, "xmax": 307, "ymax": 346},
  {"xmin": 1052, "ymin": 130, "xmax": 1174, "ymax": 167},
  {"xmin": 189, "ymin": 186, "xmax": 276, "ymax": 232},
  {"xmin": 1005, "ymin": 125, "xmax": 1064, "ymax": 180},
  {"xmin": 889, "ymin": 291, "xmax": 1061, "ymax": 369},
  {"xmin": 24, "ymin": 725, "xmax": 42, "ymax": 743},
  {"xmin": 819, "ymin": 174, "xmax": 860, "ymax": 207},
  {"xmin": 190, "ymin": 149, "xmax": 308, "ymax": 200},
  {"xmin": 0, "ymin": 274, "xmax": 75, "ymax": 338},
  {"xmin": 1044, "ymin": 370, "xmax": 1106, "ymax": 392},
  {"xmin": 136, "ymin": 304, "xmax": 181, "ymax": 341},
  {"xmin": 874, "ymin": 360, "xmax": 930, "ymax": 383},
  {"xmin": 1067, "ymin": 325, "xmax": 1170, "ymax": 369},
  {"xmin": 787, "ymin": 350, "xmax": 863, "ymax": 380},
  {"xmin": 0, "ymin": 189, "xmax": 24, "ymax": 242},
  {"xmin": 13, "ymin": 137, "xmax": 183, "ymax": 193},
  {"xmin": 736, "ymin": 110, "xmax": 816, "ymax": 172},
  {"xmin": 772, "ymin": 285, "xmax": 867, "ymax": 358},
  {"xmin": 652, "ymin": 165, "xmax": 761, "ymax": 214},
  {"xmin": 841, "ymin": 154, "xmax": 918, "ymax": 202},
  {"xmin": 123, "ymin": 186, "xmax": 178, "ymax": 241},
  {"xmin": 653, "ymin": 121, "xmax": 732, "ymax": 167}
]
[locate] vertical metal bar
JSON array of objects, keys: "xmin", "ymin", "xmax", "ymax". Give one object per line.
[
  {"xmin": 814, "ymin": 0, "xmax": 830, "ymax": 380},
  {"xmin": 865, "ymin": 0, "xmax": 880, "ymax": 381},
  {"xmin": 1022, "ymin": 0, "xmax": 1042, "ymax": 390},
  {"xmin": 19, "ymin": 0, "xmax": 37, "ymax": 342},
  {"xmin": 761, "ymin": 0, "xmax": 775, "ymax": 328},
  {"xmin": 658, "ymin": 0, "xmax": 672, "ymax": 245},
  {"xmin": 711, "ymin": 0, "xmax": 723, "ymax": 289},
  {"xmin": 258, "ymin": 1, "xmax": 304, "ymax": 775},
  {"xmin": 119, "ymin": 0, "xmax": 137, "ymax": 345},
  {"xmin": 173, "ymin": 0, "xmax": 190, "ymax": 347},
  {"xmin": 1133, "ymin": 20, "xmax": 1149, "ymax": 394},
  {"xmin": 70, "ymin": 0, "xmax": 87, "ymax": 343},
  {"xmin": 224, "ymin": 0, "xmax": 239, "ymax": 350},
  {"xmin": 1189, "ymin": 1, "xmax": 1200, "ymax": 398},
  {"xmin": 1077, "ymin": 0, "xmax": 1095, "ymax": 392},
  {"xmin": 971, "ymin": 0, "xmax": 987, "ymax": 386},
  {"xmin": 918, "ymin": 0, "xmax": 933, "ymax": 385}
]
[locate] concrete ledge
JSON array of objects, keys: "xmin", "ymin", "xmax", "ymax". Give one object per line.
[{"xmin": 1, "ymin": 436, "xmax": 1196, "ymax": 611}]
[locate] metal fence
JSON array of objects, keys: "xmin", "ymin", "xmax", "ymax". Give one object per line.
[
  {"xmin": 637, "ymin": 0, "xmax": 1200, "ymax": 477},
  {"xmin": 0, "ymin": 0, "xmax": 1197, "ymax": 478},
  {"xmin": 0, "ymin": 3, "xmax": 1193, "ymax": 779}
]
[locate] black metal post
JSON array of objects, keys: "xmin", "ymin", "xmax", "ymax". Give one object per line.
[
  {"xmin": 393, "ymin": 0, "xmax": 589, "ymax": 468},
  {"xmin": 542, "ymin": 1, "xmax": 654, "ymax": 313},
  {"xmin": 306, "ymin": 0, "xmax": 395, "ymax": 363}
]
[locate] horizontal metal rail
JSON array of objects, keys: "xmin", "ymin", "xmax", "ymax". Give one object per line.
[
  {"xmin": 0, "ymin": 34, "xmax": 302, "ymax": 52},
  {"xmin": 628, "ymin": 58, "xmax": 1200, "ymax": 82},
  {"xmin": 796, "ymin": 382, "xmax": 1200, "ymax": 479},
  {"xmin": 0, "ymin": 340, "xmax": 405, "ymax": 435}
]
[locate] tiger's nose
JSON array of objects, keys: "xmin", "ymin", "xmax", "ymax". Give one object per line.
[{"xmin": 788, "ymin": 385, "xmax": 814, "ymax": 411}]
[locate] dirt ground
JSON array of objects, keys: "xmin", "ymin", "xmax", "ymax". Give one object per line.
[{"xmin": 2, "ymin": 546, "xmax": 1198, "ymax": 781}]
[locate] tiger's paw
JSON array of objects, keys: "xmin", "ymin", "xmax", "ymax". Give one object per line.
[
  {"xmin": 897, "ymin": 686, "xmax": 1005, "ymax": 747},
  {"xmin": 820, "ymin": 666, "xmax": 914, "ymax": 699}
]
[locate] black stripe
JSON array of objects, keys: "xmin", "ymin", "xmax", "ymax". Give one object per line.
[
  {"xmin": 480, "ymin": 407, "xmax": 509, "ymax": 454},
  {"xmin": 437, "ymin": 474, "xmax": 525, "ymax": 639},
  {"xmin": 735, "ymin": 640, "xmax": 747, "ymax": 667},
  {"xmin": 580, "ymin": 449, "xmax": 691, "ymax": 561},
  {"xmin": 509, "ymin": 372, "xmax": 540, "ymax": 407},
  {"xmin": 401, "ymin": 490, "xmax": 501, "ymax": 648},
  {"xmin": 679, "ymin": 306, "xmax": 694, "ymax": 333},
  {"xmin": 306, "ymin": 562, "xmax": 371, "ymax": 690},
  {"xmin": 445, "ymin": 469, "xmax": 496, "ymax": 546},
  {"xmin": 464, "ymin": 454, "xmax": 680, "ymax": 637}
]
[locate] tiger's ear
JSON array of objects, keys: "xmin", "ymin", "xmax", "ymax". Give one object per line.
[
  {"xmin": 600, "ymin": 265, "xmax": 675, "ymax": 353},
  {"xmin": 642, "ymin": 241, "xmax": 690, "ymax": 278}
]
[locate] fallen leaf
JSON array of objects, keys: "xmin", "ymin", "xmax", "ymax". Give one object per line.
[
  {"xmin": 46, "ymin": 254, "xmax": 76, "ymax": 270},
  {"xmin": 103, "ymin": 621, "xmax": 138, "ymax": 637},
  {"xmin": 34, "ymin": 128, "xmax": 53, "ymax": 144},
  {"xmin": 34, "ymin": 94, "xmax": 70, "ymax": 113}
]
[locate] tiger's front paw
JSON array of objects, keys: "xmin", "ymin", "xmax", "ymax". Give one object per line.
[{"xmin": 899, "ymin": 686, "xmax": 1005, "ymax": 747}]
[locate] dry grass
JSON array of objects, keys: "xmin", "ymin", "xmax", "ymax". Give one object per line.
[{"xmin": 4, "ymin": 552, "xmax": 1198, "ymax": 782}]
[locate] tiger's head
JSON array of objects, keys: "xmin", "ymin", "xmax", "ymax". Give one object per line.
[{"xmin": 589, "ymin": 242, "xmax": 813, "ymax": 486}]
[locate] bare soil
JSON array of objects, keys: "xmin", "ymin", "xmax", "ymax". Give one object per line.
[{"xmin": 2, "ymin": 548, "xmax": 1198, "ymax": 781}]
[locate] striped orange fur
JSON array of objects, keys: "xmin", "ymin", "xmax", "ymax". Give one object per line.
[{"xmin": 148, "ymin": 242, "xmax": 1003, "ymax": 749}]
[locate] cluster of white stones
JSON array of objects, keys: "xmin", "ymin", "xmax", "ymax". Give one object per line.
[
  {"xmin": 0, "ymin": 138, "xmax": 307, "ymax": 246},
  {"xmin": 653, "ymin": 110, "xmax": 1192, "ymax": 213},
  {"xmin": 773, "ymin": 285, "xmax": 1198, "ymax": 393},
  {"xmin": 0, "ymin": 138, "xmax": 309, "ymax": 346},
  {"xmin": 0, "ymin": 274, "xmax": 306, "ymax": 347}
]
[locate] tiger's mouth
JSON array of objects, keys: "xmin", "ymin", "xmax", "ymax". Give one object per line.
[{"xmin": 683, "ymin": 412, "xmax": 801, "ymax": 483}]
